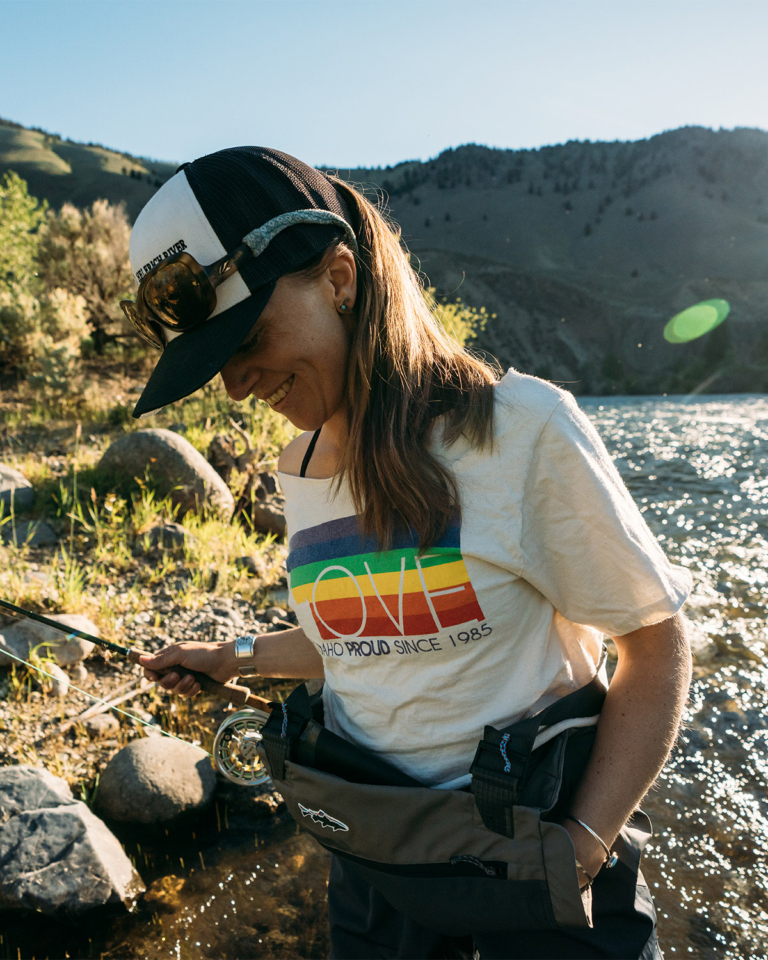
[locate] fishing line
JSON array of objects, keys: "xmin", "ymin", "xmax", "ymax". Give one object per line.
[{"xmin": 2, "ymin": 646, "xmax": 212, "ymax": 757}]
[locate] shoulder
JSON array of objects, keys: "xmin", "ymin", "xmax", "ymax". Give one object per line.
[
  {"xmin": 278, "ymin": 431, "xmax": 315, "ymax": 477},
  {"xmin": 493, "ymin": 368, "xmax": 572, "ymax": 439}
]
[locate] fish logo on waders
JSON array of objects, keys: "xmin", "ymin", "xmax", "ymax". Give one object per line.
[{"xmin": 298, "ymin": 802, "xmax": 349, "ymax": 832}]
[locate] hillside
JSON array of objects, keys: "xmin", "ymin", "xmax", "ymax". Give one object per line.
[
  {"xmin": 0, "ymin": 118, "xmax": 176, "ymax": 220},
  {"xmin": 3, "ymin": 120, "xmax": 768, "ymax": 393},
  {"xmin": 338, "ymin": 126, "xmax": 768, "ymax": 393}
]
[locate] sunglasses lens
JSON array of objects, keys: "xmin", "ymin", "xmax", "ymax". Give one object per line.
[
  {"xmin": 120, "ymin": 300, "xmax": 165, "ymax": 350},
  {"xmin": 143, "ymin": 261, "xmax": 212, "ymax": 329}
]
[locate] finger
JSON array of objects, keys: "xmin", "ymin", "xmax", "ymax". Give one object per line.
[
  {"xmin": 176, "ymin": 674, "xmax": 196, "ymax": 695},
  {"xmin": 159, "ymin": 672, "xmax": 179, "ymax": 690},
  {"xmin": 143, "ymin": 669, "xmax": 160, "ymax": 682},
  {"xmin": 139, "ymin": 647, "xmax": 185, "ymax": 670}
]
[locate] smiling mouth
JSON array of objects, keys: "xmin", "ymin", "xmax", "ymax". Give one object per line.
[{"xmin": 266, "ymin": 375, "xmax": 294, "ymax": 407}]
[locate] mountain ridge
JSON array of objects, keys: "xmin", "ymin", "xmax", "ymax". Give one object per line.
[{"xmin": 2, "ymin": 119, "xmax": 767, "ymax": 393}]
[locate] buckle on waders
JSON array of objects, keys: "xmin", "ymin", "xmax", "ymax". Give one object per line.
[{"xmin": 469, "ymin": 719, "xmax": 540, "ymax": 838}]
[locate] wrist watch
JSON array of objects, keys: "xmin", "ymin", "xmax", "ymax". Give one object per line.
[{"xmin": 234, "ymin": 634, "xmax": 259, "ymax": 678}]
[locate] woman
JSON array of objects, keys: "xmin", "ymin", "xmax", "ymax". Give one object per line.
[{"xmin": 129, "ymin": 147, "xmax": 692, "ymax": 959}]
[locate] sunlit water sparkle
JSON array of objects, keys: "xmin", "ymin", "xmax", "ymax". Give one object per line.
[{"xmin": 581, "ymin": 394, "xmax": 768, "ymax": 959}]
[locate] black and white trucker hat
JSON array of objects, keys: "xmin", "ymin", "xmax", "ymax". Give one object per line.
[{"xmin": 129, "ymin": 146, "xmax": 355, "ymax": 419}]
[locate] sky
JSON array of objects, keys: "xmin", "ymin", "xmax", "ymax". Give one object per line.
[{"xmin": 3, "ymin": 0, "xmax": 768, "ymax": 169}]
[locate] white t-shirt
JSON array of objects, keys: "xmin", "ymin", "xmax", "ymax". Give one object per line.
[{"xmin": 279, "ymin": 370, "xmax": 691, "ymax": 787}]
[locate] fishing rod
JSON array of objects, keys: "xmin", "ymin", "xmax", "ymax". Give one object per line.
[
  {"xmin": 0, "ymin": 598, "xmax": 271, "ymax": 712},
  {"xmin": 0, "ymin": 597, "xmax": 275, "ymax": 785}
]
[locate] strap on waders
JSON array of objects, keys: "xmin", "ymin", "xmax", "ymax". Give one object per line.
[
  {"xmin": 469, "ymin": 667, "xmax": 607, "ymax": 838},
  {"xmin": 260, "ymin": 688, "xmax": 310, "ymax": 779}
]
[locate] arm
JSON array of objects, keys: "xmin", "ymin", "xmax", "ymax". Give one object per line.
[
  {"xmin": 139, "ymin": 624, "xmax": 324, "ymax": 695},
  {"xmin": 564, "ymin": 612, "xmax": 692, "ymax": 885}
]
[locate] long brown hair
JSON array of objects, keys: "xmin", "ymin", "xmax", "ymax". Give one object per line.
[{"xmin": 296, "ymin": 177, "xmax": 499, "ymax": 549}]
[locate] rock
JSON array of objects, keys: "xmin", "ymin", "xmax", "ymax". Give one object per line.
[
  {"xmin": 68, "ymin": 662, "xmax": 88, "ymax": 685},
  {"xmin": 143, "ymin": 874, "xmax": 186, "ymax": 913},
  {"xmin": 22, "ymin": 569, "xmax": 52, "ymax": 588},
  {"xmin": 235, "ymin": 555, "xmax": 264, "ymax": 577},
  {"xmin": 1, "ymin": 520, "xmax": 58, "ymax": 547},
  {"xmin": 41, "ymin": 663, "xmax": 70, "ymax": 698},
  {"xmin": 0, "ymin": 765, "xmax": 74, "ymax": 817},
  {"xmin": 96, "ymin": 737, "xmax": 216, "ymax": 824},
  {"xmin": 215, "ymin": 779, "xmax": 286, "ymax": 820},
  {"xmin": 85, "ymin": 714, "xmax": 120, "ymax": 738},
  {"xmin": 264, "ymin": 606, "xmax": 288, "ymax": 623},
  {"xmin": 0, "ymin": 465, "xmax": 34, "ymax": 514},
  {"xmin": 0, "ymin": 765, "xmax": 143, "ymax": 913},
  {"xmin": 97, "ymin": 429, "xmax": 234, "ymax": 519},
  {"xmin": 250, "ymin": 497, "xmax": 286, "ymax": 538},
  {"xmin": 255, "ymin": 471, "xmax": 279, "ymax": 498},
  {"xmin": 125, "ymin": 708, "xmax": 161, "ymax": 734},
  {"xmin": 140, "ymin": 522, "xmax": 191, "ymax": 553},
  {"xmin": 0, "ymin": 613, "xmax": 96, "ymax": 669},
  {"xmin": 211, "ymin": 604, "xmax": 244, "ymax": 628}
]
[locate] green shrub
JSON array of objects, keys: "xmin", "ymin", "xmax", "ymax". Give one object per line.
[
  {"xmin": 424, "ymin": 287, "xmax": 493, "ymax": 347},
  {"xmin": 37, "ymin": 199, "xmax": 133, "ymax": 352},
  {"xmin": 0, "ymin": 173, "xmax": 93, "ymax": 395}
]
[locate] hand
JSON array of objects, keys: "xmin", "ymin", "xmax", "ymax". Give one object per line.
[{"xmin": 139, "ymin": 640, "xmax": 238, "ymax": 697}]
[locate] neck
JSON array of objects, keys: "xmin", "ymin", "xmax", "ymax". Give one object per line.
[{"xmin": 320, "ymin": 404, "xmax": 349, "ymax": 456}]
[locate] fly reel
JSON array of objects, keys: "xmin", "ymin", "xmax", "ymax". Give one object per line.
[{"xmin": 213, "ymin": 708, "xmax": 272, "ymax": 786}]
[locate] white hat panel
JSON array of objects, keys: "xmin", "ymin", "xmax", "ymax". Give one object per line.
[{"xmin": 128, "ymin": 170, "xmax": 251, "ymax": 321}]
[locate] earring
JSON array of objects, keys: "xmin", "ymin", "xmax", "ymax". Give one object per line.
[{"xmin": 338, "ymin": 299, "xmax": 349, "ymax": 313}]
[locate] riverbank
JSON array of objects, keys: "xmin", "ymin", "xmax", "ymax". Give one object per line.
[{"xmin": 0, "ymin": 365, "xmax": 297, "ymax": 798}]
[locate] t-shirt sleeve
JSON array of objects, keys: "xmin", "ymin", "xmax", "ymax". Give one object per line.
[{"xmin": 519, "ymin": 393, "xmax": 691, "ymax": 637}]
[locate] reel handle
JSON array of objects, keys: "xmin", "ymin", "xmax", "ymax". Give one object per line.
[{"xmin": 126, "ymin": 649, "xmax": 272, "ymax": 712}]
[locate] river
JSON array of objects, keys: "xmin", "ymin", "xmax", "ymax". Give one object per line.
[
  {"xmin": 4, "ymin": 394, "xmax": 768, "ymax": 960},
  {"xmin": 582, "ymin": 394, "xmax": 768, "ymax": 959}
]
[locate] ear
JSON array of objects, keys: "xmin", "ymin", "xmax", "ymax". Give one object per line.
[{"xmin": 326, "ymin": 247, "xmax": 357, "ymax": 311}]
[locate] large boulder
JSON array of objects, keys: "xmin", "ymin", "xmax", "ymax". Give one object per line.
[
  {"xmin": 97, "ymin": 429, "xmax": 234, "ymax": 519},
  {"xmin": 0, "ymin": 466, "xmax": 34, "ymax": 514},
  {"xmin": 0, "ymin": 613, "xmax": 96, "ymax": 669},
  {"xmin": 96, "ymin": 737, "xmax": 216, "ymax": 824},
  {"xmin": 0, "ymin": 765, "xmax": 143, "ymax": 914},
  {"xmin": 1, "ymin": 519, "xmax": 58, "ymax": 547},
  {"xmin": 250, "ymin": 497, "xmax": 286, "ymax": 538}
]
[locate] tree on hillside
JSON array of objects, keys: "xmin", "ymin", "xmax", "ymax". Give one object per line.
[{"xmin": 37, "ymin": 200, "xmax": 134, "ymax": 353}]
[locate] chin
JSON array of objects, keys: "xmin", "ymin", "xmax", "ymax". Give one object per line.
[{"xmin": 284, "ymin": 410, "xmax": 326, "ymax": 432}]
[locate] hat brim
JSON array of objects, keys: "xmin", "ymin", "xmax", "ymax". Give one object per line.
[{"xmin": 132, "ymin": 280, "xmax": 277, "ymax": 418}]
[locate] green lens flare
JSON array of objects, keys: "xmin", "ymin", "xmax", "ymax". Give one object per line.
[{"xmin": 664, "ymin": 299, "xmax": 730, "ymax": 344}]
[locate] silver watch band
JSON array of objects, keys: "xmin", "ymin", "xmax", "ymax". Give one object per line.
[{"xmin": 234, "ymin": 634, "xmax": 257, "ymax": 659}]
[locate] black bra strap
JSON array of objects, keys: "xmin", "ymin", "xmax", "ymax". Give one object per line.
[{"xmin": 300, "ymin": 429, "xmax": 322, "ymax": 478}]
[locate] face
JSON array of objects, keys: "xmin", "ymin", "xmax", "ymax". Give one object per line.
[{"xmin": 219, "ymin": 254, "xmax": 355, "ymax": 431}]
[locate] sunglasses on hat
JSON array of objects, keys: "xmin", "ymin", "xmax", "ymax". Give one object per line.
[{"xmin": 120, "ymin": 209, "xmax": 358, "ymax": 350}]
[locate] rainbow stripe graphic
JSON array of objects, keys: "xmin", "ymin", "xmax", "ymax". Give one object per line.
[{"xmin": 287, "ymin": 515, "xmax": 484, "ymax": 640}]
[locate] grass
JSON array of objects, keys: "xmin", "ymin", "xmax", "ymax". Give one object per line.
[{"xmin": 0, "ymin": 360, "xmax": 297, "ymax": 789}]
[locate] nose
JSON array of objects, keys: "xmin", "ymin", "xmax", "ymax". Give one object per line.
[{"xmin": 220, "ymin": 356, "xmax": 261, "ymax": 402}]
